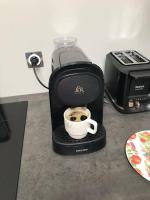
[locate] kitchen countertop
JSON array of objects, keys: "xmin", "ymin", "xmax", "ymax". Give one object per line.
[{"xmin": 1, "ymin": 93, "xmax": 150, "ymax": 200}]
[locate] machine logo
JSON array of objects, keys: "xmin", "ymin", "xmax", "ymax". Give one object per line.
[
  {"xmin": 76, "ymin": 148, "xmax": 88, "ymax": 152},
  {"xmin": 74, "ymin": 85, "xmax": 85, "ymax": 94}
]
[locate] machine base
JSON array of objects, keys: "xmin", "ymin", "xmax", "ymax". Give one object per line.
[{"xmin": 52, "ymin": 124, "xmax": 106, "ymax": 155}]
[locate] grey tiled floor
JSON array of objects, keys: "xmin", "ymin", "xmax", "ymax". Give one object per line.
[{"xmin": 1, "ymin": 93, "xmax": 150, "ymax": 200}]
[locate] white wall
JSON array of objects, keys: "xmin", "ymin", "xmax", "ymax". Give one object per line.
[{"xmin": 0, "ymin": 0, "xmax": 150, "ymax": 97}]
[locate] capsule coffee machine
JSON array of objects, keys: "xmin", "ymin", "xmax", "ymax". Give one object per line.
[{"xmin": 49, "ymin": 40, "xmax": 106, "ymax": 155}]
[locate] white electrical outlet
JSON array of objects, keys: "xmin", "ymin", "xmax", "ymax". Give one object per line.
[{"xmin": 25, "ymin": 51, "xmax": 44, "ymax": 68}]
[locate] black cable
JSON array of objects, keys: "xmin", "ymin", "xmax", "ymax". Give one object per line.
[
  {"xmin": 104, "ymin": 90, "xmax": 110, "ymax": 104},
  {"xmin": 33, "ymin": 67, "xmax": 49, "ymax": 89}
]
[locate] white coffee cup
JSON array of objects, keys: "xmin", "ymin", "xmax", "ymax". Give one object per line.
[{"xmin": 64, "ymin": 107, "xmax": 98, "ymax": 139}]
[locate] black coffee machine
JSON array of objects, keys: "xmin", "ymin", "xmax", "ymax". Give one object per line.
[{"xmin": 49, "ymin": 45, "xmax": 106, "ymax": 155}]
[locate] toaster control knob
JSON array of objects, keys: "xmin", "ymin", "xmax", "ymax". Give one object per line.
[
  {"xmin": 135, "ymin": 101, "xmax": 140, "ymax": 109},
  {"xmin": 128, "ymin": 101, "xmax": 134, "ymax": 108}
]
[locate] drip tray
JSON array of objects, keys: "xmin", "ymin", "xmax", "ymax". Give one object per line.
[{"xmin": 52, "ymin": 124, "xmax": 106, "ymax": 155}]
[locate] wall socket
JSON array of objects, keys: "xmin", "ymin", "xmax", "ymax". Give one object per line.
[{"xmin": 25, "ymin": 51, "xmax": 44, "ymax": 68}]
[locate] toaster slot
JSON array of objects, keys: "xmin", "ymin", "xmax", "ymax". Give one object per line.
[
  {"xmin": 129, "ymin": 54, "xmax": 145, "ymax": 63},
  {"xmin": 120, "ymin": 56, "xmax": 133, "ymax": 64},
  {"xmin": 124, "ymin": 51, "xmax": 149, "ymax": 63},
  {"xmin": 112, "ymin": 50, "xmax": 149, "ymax": 65},
  {"xmin": 112, "ymin": 52, "xmax": 133, "ymax": 65}
]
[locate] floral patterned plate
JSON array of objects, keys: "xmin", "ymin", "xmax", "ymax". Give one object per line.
[{"xmin": 126, "ymin": 130, "xmax": 150, "ymax": 181}]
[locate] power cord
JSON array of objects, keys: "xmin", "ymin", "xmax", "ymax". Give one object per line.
[
  {"xmin": 104, "ymin": 91, "xmax": 110, "ymax": 104},
  {"xmin": 33, "ymin": 67, "xmax": 49, "ymax": 89}
]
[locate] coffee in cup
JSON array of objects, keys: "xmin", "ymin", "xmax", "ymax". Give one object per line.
[
  {"xmin": 66, "ymin": 109, "xmax": 88, "ymax": 122},
  {"xmin": 64, "ymin": 107, "xmax": 97, "ymax": 139}
]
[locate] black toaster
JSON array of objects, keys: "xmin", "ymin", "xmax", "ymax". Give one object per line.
[{"xmin": 104, "ymin": 50, "xmax": 150, "ymax": 113}]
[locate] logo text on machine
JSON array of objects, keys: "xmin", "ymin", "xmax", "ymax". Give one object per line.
[
  {"xmin": 135, "ymin": 85, "xmax": 145, "ymax": 90},
  {"xmin": 74, "ymin": 85, "xmax": 85, "ymax": 94}
]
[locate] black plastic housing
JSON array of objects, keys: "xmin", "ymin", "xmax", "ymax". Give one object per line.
[
  {"xmin": 49, "ymin": 46, "xmax": 106, "ymax": 155},
  {"xmin": 105, "ymin": 52, "xmax": 150, "ymax": 113},
  {"xmin": 0, "ymin": 106, "xmax": 10, "ymax": 142}
]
